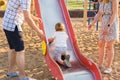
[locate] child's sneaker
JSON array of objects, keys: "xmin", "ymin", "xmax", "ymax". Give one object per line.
[
  {"xmin": 61, "ymin": 55, "xmax": 65, "ymax": 60},
  {"xmin": 64, "ymin": 55, "xmax": 72, "ymax": 68},
  {"xmin": 104, "ymin": 68, "xmax": 112, "ymax": 74},
  {"xmin": 64, "ymin": 59, "xmax": 72, "ymax": 68},
  {"xmin": 65, "ymin": 55, "xmax": 70, "ymax": 61}
]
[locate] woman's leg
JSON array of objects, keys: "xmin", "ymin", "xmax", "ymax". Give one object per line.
[
  {"xmin": 98, "ymin": 40, "xmax": 105, "ymax": 67},
  {"xmin": 106, "ymin": 41, "xmax": 114, "ymax": 68}
]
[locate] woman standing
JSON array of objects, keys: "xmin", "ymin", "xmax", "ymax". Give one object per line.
[{"xmin": 88, "ymin": 0, "xmax": 119, "ymax": 74}]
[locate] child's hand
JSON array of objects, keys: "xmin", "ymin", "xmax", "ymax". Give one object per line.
[
  {"xmin": 48, "ymin": 38, "xmax": 53, "ymax": 44},
  {"xmin": 48, "ymin": 38, "xmax": 53, "ymax": 42},
  {"xmin": 48, "ymin": 38, "xmax": 54, "ymax": 44},
  {"xmin": 88, "ymin": 24, "xmax": 92, "ymax": 30}
]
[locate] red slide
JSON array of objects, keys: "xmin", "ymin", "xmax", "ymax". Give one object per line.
[{"xmin": 34, "ymin": 0, "xmax": 102, "ymax": 80}]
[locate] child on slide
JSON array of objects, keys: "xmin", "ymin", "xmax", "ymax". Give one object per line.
[{"xmin": 48, "ymin": 22, "xmax": 72, "ymax": 68}]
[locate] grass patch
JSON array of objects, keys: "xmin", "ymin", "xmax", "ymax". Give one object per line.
[
  {"xmin": 67, "ymin": 1, "xmax": 94, "ymax": 10},
  {"xmin": 67, "ymin": 1, "xmax": 84, "ymax": 10}
]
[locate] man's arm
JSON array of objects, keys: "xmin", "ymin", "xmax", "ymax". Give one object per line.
[{"xmin": 23, "ymin": 10, "xmax": 43, "ymax": 38}]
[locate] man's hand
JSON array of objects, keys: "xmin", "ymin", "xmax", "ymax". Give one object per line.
[
  {"xmin": 31, "ymin": 14, "xmax": 42, "ymax": 24},
  {"xmin": 33, "ymin": 16, "xmax": 42, "ymax": 24}
]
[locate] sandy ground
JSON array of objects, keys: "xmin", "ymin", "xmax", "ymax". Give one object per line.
[{"xmin": 0, "ymin": 18, "xmax": 120, "ymax": 80}]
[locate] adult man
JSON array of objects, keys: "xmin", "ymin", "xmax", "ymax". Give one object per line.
[{"xmin": 2, "ymin": 0, "xmax": 43, "ymax": 80}]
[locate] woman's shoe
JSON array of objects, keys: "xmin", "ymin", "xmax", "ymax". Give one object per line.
[{"xmin": 104, "ymin": 68, "xmax": 112, "ymax": 74}]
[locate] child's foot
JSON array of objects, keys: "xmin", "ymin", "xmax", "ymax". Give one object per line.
[
  {"xmin": 65, "ymin": 55, "xmax": 70, "ymax": 61},
  {"xmin": 61, "ymin": 54, "xmax": 70, "ymax": 61},
  {"xmin": 61, "ymin": 55, "xmax": 65, "ymax": 60},
  {"xmin": 104, "ymin": 68, "xmax": 112, "ymax": 74},
  {"xmin": 64, "ymin": 55, "xmax": 72, "ymax": 68},
  {"xmin": 64, "ymin": 59, "xmax": 72, "ymax": 68}
]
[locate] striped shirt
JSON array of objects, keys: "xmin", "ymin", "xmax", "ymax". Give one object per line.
[{"xmin": 2, "ymin": 0, "xmax": 31, "ymax": 31}]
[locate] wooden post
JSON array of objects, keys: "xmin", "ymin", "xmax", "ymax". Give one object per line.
[
  {"xmin": 118, "ymin": 3, "xmax": 120, "ymax": 18},
  {"xmin": 83, "ymin": 0, "xmax": 88, "ymax": 27},
  {"xmin": 31, "ymin": 0, "xmax": 35, "ymax": 15},
  {"xmin": 0, "ymin": 0, "xmax": 7, "ymax": 10}
]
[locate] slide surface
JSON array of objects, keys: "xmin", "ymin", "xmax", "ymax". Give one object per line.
[{"xmin": 35, "ymin": 0, "xmax": 102, "ymax": 80}]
